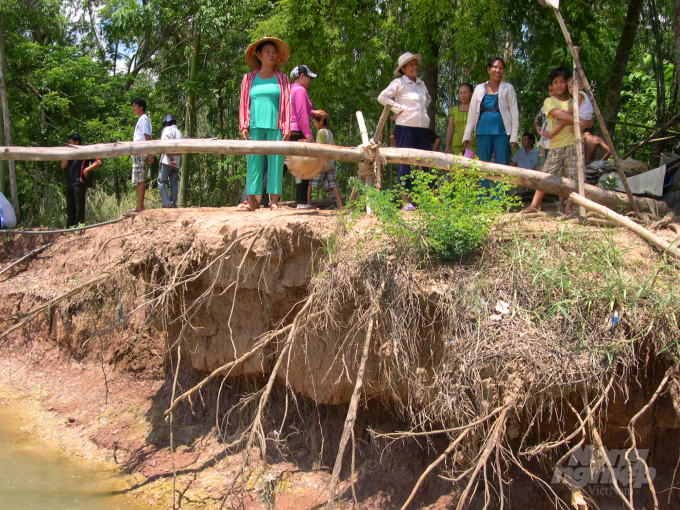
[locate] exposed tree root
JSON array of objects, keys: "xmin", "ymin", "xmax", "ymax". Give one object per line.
[
  {"xmin": 218, "ymin": 293, "xmax": 316, "ymax": 510},
  {"xmin": 0, "ymin": 263, "xmax": 118, "ymax": 342},
  {"xmin": 399, "ymin": 429, "xmax": 470, "ymax": 510},
  {"xmin": 588, "ymin": 410, "xmax": 635, "ymax": 510},
  {"xmin": 624, "ymin": 366, "xmax": 676, "ymax": 510},
  {"xmin": 164, "ymin": 310, "xmax": 324, "ymax": 417},
  {"xmin": 326, "ymin": 279, "xmax": 385, "ymax": 510},
  {"xmin": 455, "ymin": 397, "xmax": 516, "ymax": 510}
]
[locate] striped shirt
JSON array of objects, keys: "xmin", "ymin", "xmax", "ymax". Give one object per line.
[{"xmin": 239, "ymin": 69, "xmax": 292, "ymax": 136}]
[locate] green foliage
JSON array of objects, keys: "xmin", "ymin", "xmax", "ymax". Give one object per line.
[
  {"xmin": 350, "ymin": 164, "xmax": 518, "ymax": 261},
  {"xmin": 598, "ymin": 175, "xmax": 619, "ymax": 191},
  {"xmin": 0, "ymin": 0, "xmax": 676, "ymax": 227}
]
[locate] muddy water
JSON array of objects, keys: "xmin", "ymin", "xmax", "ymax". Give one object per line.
[{"xmin": 0, "ymin": 406, "xmax": 150, "ymax": 510}]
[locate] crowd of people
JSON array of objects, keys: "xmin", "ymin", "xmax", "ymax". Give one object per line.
[{"xmin": 52, "ymin": 36, "xmax": 610, "ymax": 227}]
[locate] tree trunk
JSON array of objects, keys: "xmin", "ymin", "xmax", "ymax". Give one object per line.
[
  {"xmin": 675, "ymin": 0, "xmax": 680, "ymax": 103},
  {"xmin": 602, "ymin": 0, "xmax": 645, "ymax": 136},
  {"xmin": 0, "ymin": 15, "xmax": 18, "ymax": 218},
  {"xmin": 0, "ymin": 112, "xmax": 4, "ymax": 194},
  {"xmin": 422, "ymin": 35, "xmax": 439, "ymax": 131},
  {"xmin": 177, "ymin": 27, "xmax": 201, "ymax": 207}
]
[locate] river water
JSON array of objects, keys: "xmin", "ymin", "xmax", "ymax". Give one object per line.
[{"xmin": 0, "ymin": 406, "xmax": 151, "ymax": 509}]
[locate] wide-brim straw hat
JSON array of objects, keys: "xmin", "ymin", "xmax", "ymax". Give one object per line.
[
  {"xmin": 394, "ymin": 52, "xmax": 422, "ymax": 76},
  {"xmin": 284, "ymin": 156, "xmax": 325, "ymax": 180},
  {"xmin": 245, "ymin": 37, "xmax": 290, "ymax": 70}
]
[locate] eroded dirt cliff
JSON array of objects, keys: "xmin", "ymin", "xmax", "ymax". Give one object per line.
[{"xmin": 2, "ymin": 207, "xmax": 680, "ymax": 510}]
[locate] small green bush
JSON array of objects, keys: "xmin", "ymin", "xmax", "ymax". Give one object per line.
[{"xmin": 349, "ymin": 163, "xmax": 519, "ymax": 261}]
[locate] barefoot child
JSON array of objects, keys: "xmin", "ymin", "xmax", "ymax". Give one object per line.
[
  {"xmin": 308, "ymin": 114, "xmax": 343, "ymax": 209},
  {"xmin": 527, "ymin": 67, "xmax": 578, "ymax": 215},
  {"xmin": 540, "ymin": 77, "xmax": 610, "ymax": 163}
]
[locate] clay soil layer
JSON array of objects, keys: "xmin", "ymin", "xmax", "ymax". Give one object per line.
[{"xmin": 1, "ymin": 207, "xmax": 680, "ymax": 509}]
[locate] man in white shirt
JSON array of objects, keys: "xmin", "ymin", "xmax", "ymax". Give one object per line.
[
  {"xmin": 158, "ymin": 114, "xmax": 184, "ymax": 208},
  {"xmin": 510, "ymin": 132, "xmax": 539, "ymax": 170},
  {"xmin": 130, "ymin": 98, "xmax": 153, "ymax": 213}
]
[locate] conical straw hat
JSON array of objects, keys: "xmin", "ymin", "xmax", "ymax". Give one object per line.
[{"xmin": 245, "ymin": 37, "xmax": 290, "ymax": 70}]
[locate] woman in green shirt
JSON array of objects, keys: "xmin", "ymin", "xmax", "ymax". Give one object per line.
[{"xmin": 445, "ymin": 83, "xmax": 475, "ymax": 155}]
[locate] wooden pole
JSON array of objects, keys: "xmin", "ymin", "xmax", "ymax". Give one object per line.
[
  {"xmin": 572, "ymin": 46, "xmax": 586, "ymax": 216},
  {"xmin": 552, "ymin": 6, "xmax": 639, "ymax": 212},
  {"xmin": 569, "ymin": 193, "xmax": 679, "ymax": 259},
  {"xmin": 356, "ymin": 111, "xmax": 370, "ymax": 145},
  {"xmin": 371, "ymin": 104, "xmax": 392, "ymax": 145},
  {"xmin": 0, "ymin": 140, "xmax": 666, "ymax": 214},
  {"xmin": 355, "ymin": 111, "xmax": 373, "ymax": 212}
]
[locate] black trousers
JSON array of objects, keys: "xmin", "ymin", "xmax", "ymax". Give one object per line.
[
  {"xmin": 287, "ymin": 131, "xmax": 308, "ymax": 202},
  {"xmin": 65, "ymin": 181, "xmax": 87, "ymax": 228}
]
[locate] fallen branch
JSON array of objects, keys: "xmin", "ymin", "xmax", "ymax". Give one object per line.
[
  {"xmin": 0, "ymin": 240, "xmax": 56, "ymax": 277},
  {"xmin": 0, "ymin": 139, "xmax": 665, "ymax": 214},
  {"xmin": 568, "ymin": 193, "xmax": 680, "ymax": 259}
]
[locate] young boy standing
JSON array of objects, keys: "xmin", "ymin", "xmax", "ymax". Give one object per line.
[
  {"xmin": 130, "ymin": 98, "xmax": 153, "ymax": 213},
  {"xmin": 527, "ymin": 67, "xmax": 577, "ymax": 215},
  {"xmin": 308, "ymin": 115, "xmax": 343, "ymax": 210}
]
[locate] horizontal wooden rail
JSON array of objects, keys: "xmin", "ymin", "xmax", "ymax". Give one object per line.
[{"xmin": 0, "ymin": 139, "xmax": 665, "ymax": 214}]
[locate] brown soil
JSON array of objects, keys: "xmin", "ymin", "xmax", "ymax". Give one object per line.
[{"xmin": 1, "ymin": 206, "xmax": 680, "ymax": 509}]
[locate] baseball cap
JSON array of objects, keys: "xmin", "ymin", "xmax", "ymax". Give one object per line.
[{"xmin": 290, "ymin": 65, "xmax": 317, "ymax": 79}]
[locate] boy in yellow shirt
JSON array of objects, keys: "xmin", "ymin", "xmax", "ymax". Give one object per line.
[{"xmin": 527, "ymin": 67, "xmax": 577, "ymax": 215}]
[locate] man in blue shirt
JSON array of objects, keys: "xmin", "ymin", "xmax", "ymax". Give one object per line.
[{"xmin": 510, "ymin": 132, "xmax": 538, "ymax": 170}]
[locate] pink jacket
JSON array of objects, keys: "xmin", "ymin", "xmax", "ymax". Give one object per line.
[
  {"xmin": 290, "ymin": 83, "xmax": 313, "ymax": 138},
  {"xmin": 238, "ymin": 70, "xmax": 292, "ymax": 137}
]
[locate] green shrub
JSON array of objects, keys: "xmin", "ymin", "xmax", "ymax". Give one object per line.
[{"xmin": 349, "ymin": 164, "xmax": 519, "ymax": 261}]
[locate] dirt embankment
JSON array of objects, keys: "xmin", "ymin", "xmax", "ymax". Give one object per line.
[{"xmin": 1, "ymin": 207, "xmax": 680, "ymax": 509}]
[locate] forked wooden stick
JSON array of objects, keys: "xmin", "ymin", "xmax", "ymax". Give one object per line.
[{"xmin": 551, "ymin": 5, "xmax": 638, "ymax": 212}]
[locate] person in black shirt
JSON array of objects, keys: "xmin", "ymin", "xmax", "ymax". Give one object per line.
[{"xmin": 60, "ymin": 133, "xmax": 101, "ymax": 228}]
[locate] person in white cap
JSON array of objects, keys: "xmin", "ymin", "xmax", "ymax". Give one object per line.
[
  {"xmin": 289, "ymin": 64, "xmax": 326, "ymax": 203},
  {"xmin": 378, "ymin": 52, "xmax": 432, "ymax": 211}
]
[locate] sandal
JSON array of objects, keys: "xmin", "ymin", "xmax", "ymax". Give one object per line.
[
  {"xmin": 236, "ymin": 201, "xmax": 253, "ymax": 212},
  {"xmin": 270, "ymin": 203, "xmax": 280, "ymax": 210},
  {"xmin": 401, "ymin": 203, "xmax": 416, "ymax": 211},
  {"xmin": 123, "ymin": 208, "xmax": 141, "ymax": 216}
]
